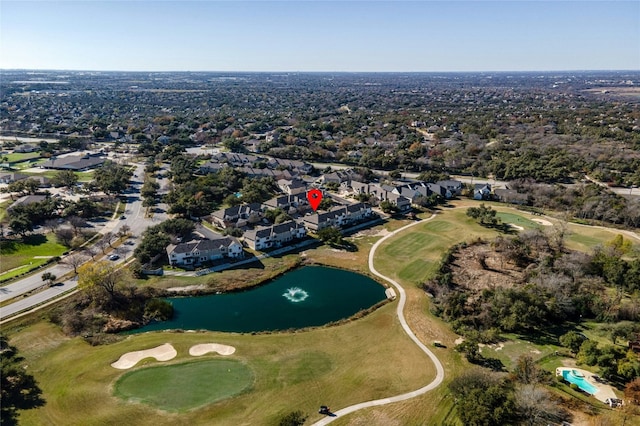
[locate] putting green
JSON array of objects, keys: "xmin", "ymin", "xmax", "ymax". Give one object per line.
[{"xmin": 114, "ymin": 359, "xmax": 253, "ymax": 412}]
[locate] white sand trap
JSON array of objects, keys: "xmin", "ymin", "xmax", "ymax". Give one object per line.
[
  {"xmin": 509, "ymin": 223, "xmax": 524, "ymax": 231},
  {"xmin": 189, "ymin": 343, "xmax": 236, "ymax": 357},
  {"xmin": 532, "ymin": 218, "xmax": 553, "ymax": 226},
  {"xmin": 111, "ymin": 343, "xmax": 177, "ymax": 369}
]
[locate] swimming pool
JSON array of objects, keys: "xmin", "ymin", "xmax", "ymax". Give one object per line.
[{"xmin": 562, "ymin": 369, "xmax": 598, "ymax": 394}]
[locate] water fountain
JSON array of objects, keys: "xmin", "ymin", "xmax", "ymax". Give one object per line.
[{"xmin": 283, "ymin": 287, "xmax": 309, "ymax": 303}]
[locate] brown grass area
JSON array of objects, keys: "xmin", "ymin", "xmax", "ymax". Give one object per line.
[{"xmin": 449, "ymin": 243, "xmax": 525, "ymax": 292}]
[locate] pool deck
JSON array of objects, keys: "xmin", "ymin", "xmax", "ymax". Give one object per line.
[{"xmin": 556, "ymin": 367, "xmax": 617, "ymax": 403}]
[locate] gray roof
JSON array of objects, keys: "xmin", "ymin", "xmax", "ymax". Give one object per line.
[
  {"xmin": 41, "ymin": 155, "xmax": 105, "ymax": 170},
  {"xmin": 167, "ymin": 237, "xmax": 239, "ymax": 255}
]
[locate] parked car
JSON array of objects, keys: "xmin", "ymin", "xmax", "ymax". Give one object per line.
[{"xmin": 108, "ymin": 254, "xmax": 120, "ymax": 261}]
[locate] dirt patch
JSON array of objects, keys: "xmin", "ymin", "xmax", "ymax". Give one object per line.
[
  {"xmin": 353, "ymin": 228, "xmax": 390, "ymax": 238},
  {"xmin": 449, "ymin": 243, "xmax": 525, "ymax": 292},
  {"xmin": 167, "ymin": 284, "xmax": 207, "ymax": 292}
]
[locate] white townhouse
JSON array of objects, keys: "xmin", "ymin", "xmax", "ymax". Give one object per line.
[{"xmin": 166, "ymin": 237, "xmax": 244, "ymax": 267}]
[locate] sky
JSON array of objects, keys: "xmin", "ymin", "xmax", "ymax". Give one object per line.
[{"xmin": 1, "ymin": 1, "xmax": 638, "ymax": 72}]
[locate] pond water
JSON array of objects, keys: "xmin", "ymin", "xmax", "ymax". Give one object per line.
[{"xmin": 133, "ymin": 266, "xmax": 387, "ymax": 333}]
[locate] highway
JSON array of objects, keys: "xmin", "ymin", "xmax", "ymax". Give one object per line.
[{"xmin": 0, "ymin": 163, "xmax": 168, "ymax": 320}]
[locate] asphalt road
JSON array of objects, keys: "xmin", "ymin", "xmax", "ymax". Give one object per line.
[{"xmin": 0, "ymin": 163, "xmax": 168, "ymax": 320}]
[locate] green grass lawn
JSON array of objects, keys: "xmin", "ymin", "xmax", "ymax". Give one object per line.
[
  {"xmin": 0, "ymin": 233, "xmax": 66, "ymax": 275},
  {"xmin": 0, "ymin": 199, "xmax": 12, "ymax": 222},
  {"xmin": 374, "ymin": 209, "xmax": 499, "ymax": 285},
  {"xmin": 114, "ymin": 359, "xmax": 253, "ymax": 412},
  {"xmin": 4, "ymin": 201, "xmax": 639, "ymax": 425},
  {"xmin": 495, "ymin": 211, "xmax": 542, "ymax": 230},
  {"xmin": 9, "ymin": 301, "xmax": 437, "ymax": 426},
  {"xmin": 21, "ymin": 169, "xmax": 94, "ymax": 182},
  {"xmin": 5, "ymin": 152, "xmax": 40, "ymax": 163}
]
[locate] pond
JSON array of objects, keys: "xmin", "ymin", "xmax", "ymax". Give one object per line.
[{"xmin": 133, "ymin": 266, "xmax": 388, "ymax": 333}]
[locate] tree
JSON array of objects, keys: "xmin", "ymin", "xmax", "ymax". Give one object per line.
[
  {"xmin": 43, "ymin": 219, "xmax": 60, "ymax": 233},
  {"xmin": 278, "ymin": 410, "xmax": 308, "ymax": 426},
  {"xmin": 625, "ymin": 377, "xmax": 640, "ymax": 405},
  {"xmin": 466, "ymin": 203, "xmax": 501, "ymax": 227},
  {"xmin": 102, "ymin": 232, "xmax": 116, "ymax": 248},
  {"xmin": 448, "ymin": 369, "xmax": 517, "ymax": 426},
  {"xmin": 379, "ymin": 200, "xmax": 398, "ymax": 214},
  {"xmin": 8, "ymin": 214, "xmax": 32, "ymax": 237},
  {"xmin": 117, "ymin": 225, "xmax": 131, "ymax": 240},
  {"xmin": 511, "ymin": 355, "xmax": 548, "ymax": 385},
  {"xmin": 576, "ymin": 340, "xmax": 600, "ymax": 366},
  {"xmin": 455, "ymin": 337, "xmax": 482, "ymax": 364},
  {"xmin": 318, "ymin": 196, "xmax": 333, "ymax": 211},
  {"xmin": 559, "ymin": 331, "xmax": 585, "ymax": 354},
  {"xmin": 317, "ymin": 226, "xmax": 343, "ymax": 246},
  {"xmin": 55, "ymin": 228, "xmax": 74, "ymax": 247},
  {"xmin": 51, "ymin": 170, "xmax": 78, "ymax": 190},
  {"xmin": 93, "ymin": 161, "xmax": 132, "ymax": 195},
  {"xmin": 77, "ymin": 261, "xmax": 124, "ymax": 298},
  {"xmin": 515, "ymin": 384, "xmax": 569, "ymax": 426},
  {"xmin": 68, "ymin": 216, "xmax": 87, "ymax": 236},
  {"xmin": 0, "ymin": 335, "xmax": 45, "ymax": 425},
  {"xmin": 21, "ymin": 179, "xmax": 40, "ymax": 195},
  {"xmin": 41, "ymin": 272, "xmax": 56, "ymax": 287},
  {"xmin": 64, "ymin": 253, "xmax": 86, "ymax": 275}
]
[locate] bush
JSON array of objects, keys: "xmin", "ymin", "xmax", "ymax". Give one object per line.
[
  {"xmin": 144, "ymin": 299, "xmax": 173, "ymax": 321},
  {"xmin": 570, "ymin": 383, "xmax": 579, "ymax": 391}
]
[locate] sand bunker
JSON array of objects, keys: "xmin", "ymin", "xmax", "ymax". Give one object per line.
[
  {"xmin": 189, "ymin": 343, "xmax": 236, "ymax": 357},
  {"xmin": 508, "ymin": 223, "xmax": 524, "ymax": 231},
  {"xmin": 532, "ymin": 218, "xmax": 553, "ymax": 226},
  {"xmin": 111, "ymin": 343, "xmax": 177, "ymax": 369}
]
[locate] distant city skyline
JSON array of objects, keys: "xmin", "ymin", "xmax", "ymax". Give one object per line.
[{"xmin": 1, "ymin": 1, "xmax": 638, "ymax": 72}]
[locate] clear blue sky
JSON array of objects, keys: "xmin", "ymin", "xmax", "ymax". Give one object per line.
[{"xmin": 1, "ymin": 1, "xmax": 638, "ymax": 72}]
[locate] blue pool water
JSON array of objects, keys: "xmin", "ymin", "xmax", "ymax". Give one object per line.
[{"xmin": 562, "ymin": 370, "xmax": 597, "ymax": 394}]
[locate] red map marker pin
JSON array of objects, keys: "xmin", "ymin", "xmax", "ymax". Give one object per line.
[{"xmin": 307, "ymin": 189, "xmax": 323, "ymax": 212}]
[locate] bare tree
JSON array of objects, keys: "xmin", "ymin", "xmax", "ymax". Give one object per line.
[
  {"xmin": 64, "ymin": 252, "xmax": 87, "ymax": 275},
  {"xmin": 117, "ymin": 225, "xmax": 131, "ymax": 240},
  {"xmin": 103, "ymin": 232, "xmax": 116, "ymax": 248},
  {"xmin": 68, "ymin": 216, "xmax": 87, "ymax": 236},
  {"xmin": 55, "ymin": 228, "xmax": 74, "ymax": 247},
  {"xmin": 43, "ymin": 219, "xmax": 60, "ymax": 234},
  {"xmin": 82, "ymin": 245, "xmax": 97, "ymax": 260},
  {"xmin": 95, "ymin": 237, "xmax": 110, "ymax": 254},
  {"xmin": 515, "ymin": 384, "xmax": 569, "ymax": 426}
]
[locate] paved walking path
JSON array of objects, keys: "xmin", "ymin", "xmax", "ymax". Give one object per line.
[{"xmin": 312, "ymin": 215, "xmax": 445, "ymax": 425}]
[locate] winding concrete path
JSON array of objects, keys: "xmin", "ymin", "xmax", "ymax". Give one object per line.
[{"xmin": 312, "ymin": 215, "xmax": 445, "ymax": 425}]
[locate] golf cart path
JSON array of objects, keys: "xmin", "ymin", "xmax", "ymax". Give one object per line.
[{"xmin": 312, "ymin": 215, "xmax": 445, "ymax": 425}]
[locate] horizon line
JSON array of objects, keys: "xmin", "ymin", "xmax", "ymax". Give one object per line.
[{"xmin": 2, "ymin": 68, "xmax": 639, "ymax": 74}]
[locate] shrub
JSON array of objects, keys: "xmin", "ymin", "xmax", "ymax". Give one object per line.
[{"xmin": 144, "ymin": 299, "xmax": 173, "ymax": 321}]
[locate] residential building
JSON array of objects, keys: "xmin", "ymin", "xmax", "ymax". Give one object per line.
[
  {"xmin": 210, "ymin": 203, "xmax": 264, "ymax": 229},
  {"xmin": 277, "ymin": 178, "xmax": 307, "ymax": 195},
  {"xmin": 243, "ymin": 220, "xmax": 307, "ymax": 251},
  {"xmin": 473, "ymin": 183, "xmax": 492, "ymax": 200},
  {"xmin": 302, "ymin": 202, "xmax": 372, "ymax": 231},
  {"xmin": 263, "ymin": 193, "xmax": 309, "ymax": 215},
  {"xmin": 0, "ymin": 172, "xmax": 29, "ymax": 183},
  {"xmin": 436, "ymin": 180, "xmax": 464, "ymax": 197},
  {"xmin": 166, "ymin": 237, "xmax": 244, "ymax": 267},
  {"xmin": 350, "ymin": 181, "xmax": 411, "ymax": 211},
  {"xmin": 40, "ymin": 154, "xmax": 105, "ymax": 171}
]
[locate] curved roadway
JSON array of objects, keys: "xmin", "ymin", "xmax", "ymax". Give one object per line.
[{"xmin": 312, "ymin": 215, "xmax": 445, "ymax": 425}]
